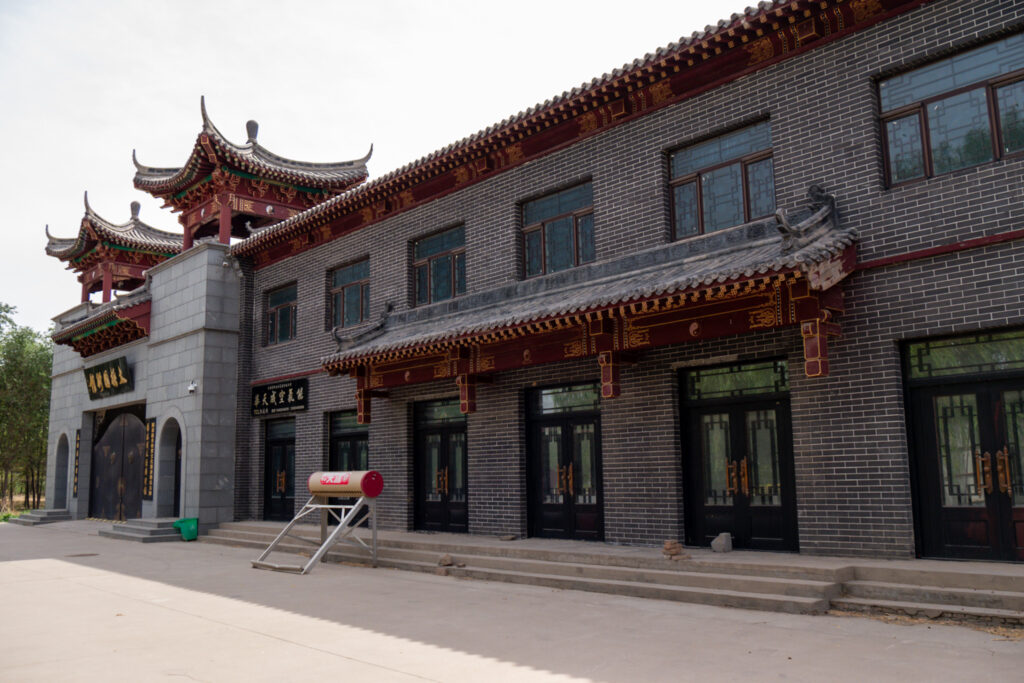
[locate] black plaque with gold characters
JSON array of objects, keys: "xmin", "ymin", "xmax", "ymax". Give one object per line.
[
  {"xmin": 252, "ymin": 378, "xmax": 308, "ymax": 417},
  {"xmin": 84, "ymin": 357, "xmax": 134, "ymax": 400},
  {"xmin": 142, "ymin": 418, "xmax": 156, "ymax": 500},
  {"xmin": 72, "ymin": 429, "xmax": 80, "ymax": 498}
]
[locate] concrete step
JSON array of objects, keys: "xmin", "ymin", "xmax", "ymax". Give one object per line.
[
  {"xmin": 852, "ymin": 565, "xmax": 1024, "ymax": 593},
  {"xmin": 832, "ymin": 596, "xmax": 1024, "ymax": 625},
  {"xmin": 844, "ymin": 580, "xmax": 1024, "ymax": 612},
  {"xmin": 98, "ymin": 519, "xmax": 183, "ymax": 543},
  {"xmin": 203, "ymin": 526, "xmax": 833, "ymax": 613},
  {"xmin": 442, "ymin": 564, "xmax": 828, "ymax": 614},
  {"xmin": 215, "ymin": 523, "xmax": 839, "ymax": 582},
  {"xmin": 9, "ymin": 509, "xmax": 72, "ymax": 526}
]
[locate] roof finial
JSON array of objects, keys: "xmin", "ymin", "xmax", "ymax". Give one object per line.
[
  {"xmin": 83, "ymin": 190, "xmax": 94, "ymax": 214},
  {"xmin": 200, "ymin": 95, "xmax": 211, "ymax": 129},
  {"xmin": 357, "ymin": 143, "xmax": 374, "ymax": 165},
  {"xmin": 130, "ymin": 201, "xmax": 141, "ymax": 219},
  {"xmin": 246, "ymin": 120, "xmax": 259, "ymax": 142},
  {"xmin": 132, "ymin": 149, "xmax": 145, "ymax": 172}
]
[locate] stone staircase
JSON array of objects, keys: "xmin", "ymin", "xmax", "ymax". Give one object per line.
[
  {"xmin": 199, "ymin": 522, "xmax": 1024, "ymax": 624},
  {"xmin": 98, "ymin": 518, "xmax": 181, "ymax": 543},
  {"xmin": 201, "ymin": 522, "xmax": 840, "ymax": 614},
  {"xmin": 833, "ymin": 564, "xmax": 1024, "ymax": 625},
  {"xmin": 8, "ymin": 509, "xmax": 72, "ymax": 526}
]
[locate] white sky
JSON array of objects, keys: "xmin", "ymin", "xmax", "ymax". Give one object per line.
[{"xmin": 0, "ymin": 0, "xmax": 742, "ymax": 333}]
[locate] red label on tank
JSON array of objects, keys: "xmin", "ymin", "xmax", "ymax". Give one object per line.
[{"xmin": 320, "ymin": 473, "xmax": 351, "ymax": 486}]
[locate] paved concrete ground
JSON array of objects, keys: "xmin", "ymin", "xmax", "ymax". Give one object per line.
[{"xmin": 1, "ymin": 521, "xmax": 1021, "ymax": 682}]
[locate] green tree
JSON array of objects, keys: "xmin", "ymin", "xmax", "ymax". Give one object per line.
[{"xmin": 0, "ymin": 305, "xmax": 52, "ymax": 513}]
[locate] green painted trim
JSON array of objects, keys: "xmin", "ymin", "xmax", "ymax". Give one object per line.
[{"xmin": 70, "ymin": 319, "xmax": 119, "ymax": 342}]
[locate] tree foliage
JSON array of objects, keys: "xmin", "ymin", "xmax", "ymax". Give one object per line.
[{"xmin": 0, "ymin": 304, "xmax": 52, "ymax": 513}]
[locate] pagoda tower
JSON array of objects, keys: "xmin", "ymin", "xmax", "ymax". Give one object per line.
[
  {"xmin": 45, "ymin": 194, "xmax": 182, "ymax": 304},
  {"xmin": 132, "ymin": 97, "xmax": 371, "ymax": 249}
]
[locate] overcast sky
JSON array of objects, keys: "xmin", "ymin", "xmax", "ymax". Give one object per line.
[{"xmin": 0, "ymin": 0, "xmax": 741, "ymax": 334}]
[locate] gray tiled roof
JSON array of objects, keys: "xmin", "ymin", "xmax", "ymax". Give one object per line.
[
  {"xmin": 133, "ymin": 98, "xmax": 371, "ymax": 191},
  {"xmin": 324, "ymin": 193, "xmax": 855, "ymax": 366},
  {"xmin": 45, "ymin": 194, "xmax": 182, "ymax": 260},
  {"xmin": 234, "ymin": 1, "xmax": 805, "ymax": 256},
  {"xmin": 51, "ymin": 283, "xmax": 151, "ymax": 341}
]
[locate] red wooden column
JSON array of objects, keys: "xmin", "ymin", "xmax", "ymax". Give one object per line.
[
  {"xmin": 182, "ymin": 225, "xmax": 194, "ymax": 251},
  {"xmin": 81, "ymin": 279, "xmax": 90, "ymax": 303},
  {"xmin": 218, "ymin": 194, "xmax": 231, "ymax": 244},
  {"xmin": 101, "ymin": 265, "xmax": 113, "ymax": 303}
]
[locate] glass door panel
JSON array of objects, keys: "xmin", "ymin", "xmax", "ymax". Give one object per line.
[
  {"xmin": 746, "ymin": 409, "xmax": 781, "ymax": 507},
  {"xmin": 701, "ymin": 413, "xmax": 732, "ymax": 506},
  {"xmin": 573, "ymin": 423, "xmax": 597, "ymax": 505},
  {"xmin": 423, "ymin": 433, "xmax": 443, "ymax": 502},
  {"xmin": 1002, "ymin": 391, "xmax": 1024, "ymax": 505},
  {"xmin": 934, "ymin": 394, "xmax": 984, "ymax": 507},
  {"xmin": 542, "ymin": 426, "xmax": 564, "ymax": 505},
  {"xmin": 449, "ymin": 432, "xmax": 466, "ymax": 503}
]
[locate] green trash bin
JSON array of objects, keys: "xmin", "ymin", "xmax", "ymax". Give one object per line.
[{"xmin": 172, "ymin": 517, "xmax": 199, "ymax": 542}]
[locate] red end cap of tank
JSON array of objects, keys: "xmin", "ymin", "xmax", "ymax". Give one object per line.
[{"xmin": 361, "ymin": 470, "xmax": 384, "ymax": 498}]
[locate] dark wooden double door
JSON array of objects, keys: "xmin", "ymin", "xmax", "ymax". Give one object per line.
[
  {"xmin": 90, "ymin": 407, "xmax": 146, "ymax": 521},
  {"xmin": 684, "ymin": 399, "xmax": 797, "ymax": 551},
  {"xmin": 911, "ymin": 381, "xmax": 1024, "ymax": 561},
  {"xmin": 528, "ymin": 415, "xmax": 603, "ymax": 540},
  {"xmin": 415, "ymin": 425, "xmax": 467, "ymax": 532}
]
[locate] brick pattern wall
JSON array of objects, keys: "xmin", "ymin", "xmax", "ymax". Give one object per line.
[{"xmin": 234, "ymin": 0, "xmax": 1024, "ymax": 557}]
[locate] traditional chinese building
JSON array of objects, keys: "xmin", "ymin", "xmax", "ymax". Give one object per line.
[{"xmin": 44, "ymin": 0, "xmax": 1024, "ymax": 562}]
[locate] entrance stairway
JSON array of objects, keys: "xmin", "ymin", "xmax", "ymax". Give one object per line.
[
  {"xmin": 9, "ymin": 509, "xmax": 72, "ymax": 526},
  {"xmin": 200, "ymin": 522, "xmax": 1024, "ymax": 623},
  {"xmin": 98, "ymin": 518, "xmax": 181, "ymax": 543}
]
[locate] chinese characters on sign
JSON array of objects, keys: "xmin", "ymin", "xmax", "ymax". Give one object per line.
[
  {"xmin": 73, "ymin": 430, "xmax": 80, "ymax": 498},
  {"xmin": 252, "ymin": 378, "xmax": 308, "ymax": 417},
  {"xmin": 84, "ymin": 357, "xmax": 134, "ymax": 400},
  {"xmin": 142, "ymin": 419, "xmax": 156, "ymax": 500}
]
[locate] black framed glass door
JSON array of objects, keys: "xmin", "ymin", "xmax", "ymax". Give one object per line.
[
  {"xmin": 327, "ymin": 411, "xmax": 368, "ymax": 525},
  {"xmin": 682, "ymin": 361, "xmax": 797, "ymax": 551},
  {"xmin": 414, "ymin": 400, "xmax": 467, "ymax": 533},
  {"xmin": 906, "ymin": 331, "xmax": 1024, "ymax": 561},
  {"xmin": 528, "ymin": 384, "xmax": 603, "ymax": 540},
  {"xmin": 263, "ymin": 418, "xmax": 295, "ymax": 522}
]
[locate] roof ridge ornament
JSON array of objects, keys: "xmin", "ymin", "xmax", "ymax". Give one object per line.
[
  {"xmin": 246, "ymin": 120, "xmax": 258, "ymax": 142},
  {"xmin": 130, "ymin": 201, "xmax": 141, "ymax": 219},
  {"xmin": 775, "ymin": 185, "xmax": 836, "ymax": 254}
]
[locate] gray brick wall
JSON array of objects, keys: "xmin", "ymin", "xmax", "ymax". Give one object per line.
[{"xmin": 235, "ymin": 0, "xmax": 1024, "ymax": 557}]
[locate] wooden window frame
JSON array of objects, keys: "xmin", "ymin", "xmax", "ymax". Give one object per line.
[
  {"xmin": 328, "ymin": 259, "xmax": 370, "ymax": 330},
  {"xmin": 522, "ymin": 183, "xmax": 595, "ymax": 279},
  {"xmin": 265, "ymin": 283, "xmax": 297, "ymax": 347},
  {"xmin": 881, "ymin": 69, "xmax": 1024, "ymax": 188},
  {"xmin": 668, "ymin": 146, "xmax": 774, "ymax": 240},
  {"xmin": 413, "ymin": 227, "xmax": 466, "ymax": 306}
]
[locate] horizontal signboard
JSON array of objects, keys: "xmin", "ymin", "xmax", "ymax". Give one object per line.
[
  {"xmin": 252, "ymin": 378, "xmax": 308, "ymax": 417},
  {"xmin": 84, "ymin": 357, "xmax": 134, "ymax": 400}
]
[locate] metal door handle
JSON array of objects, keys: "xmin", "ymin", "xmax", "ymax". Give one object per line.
[
  {"xmin": 443, "ymin": 467, "xmax": 450, "ymax": 496},
  {"xmin": 557, "ymin": 466, "xmax": 567, "ymax": 495},
  {"xmin": 726, "ymin": 461, "xmax": 738, "ymax": 495},
  {"xmin": 567, "ymin": 463, "xmax": 574, "ymax": 497},
  {"xmin": 974, "ymin": 449, "xmax": 994, "ymax": 495},
  {"xmin": 996, "ymin": 447, "xmax": 1012, "ymax": 495},
  {"xmin": 739, "ymin": 458, "xmax": 750, "ymax": 497}
]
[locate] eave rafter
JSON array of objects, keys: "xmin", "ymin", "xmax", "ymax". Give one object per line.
[
  {"xmin": 233, "ymin": 0, "xmax": 926, "ymax": 269},
  {"xmin": 328, "ymin": 254, "xmax": 852, "ymax": 424}
]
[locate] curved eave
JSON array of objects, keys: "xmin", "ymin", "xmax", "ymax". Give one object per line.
[
  {"xmin": 322, "ymin": 212, "xmax": 858, "ymax": 372},
  {"xmin": 134, "ymin": 126, "xmax": 370, "ymax": 198}
]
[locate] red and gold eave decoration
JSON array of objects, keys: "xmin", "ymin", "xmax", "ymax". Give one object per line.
[
  {"xmin": 53, "ymin": 301, "xmax": 152, "ymax": 359},
  {"xmin": 237, "ymin": 0, "xmax": 927, "ymax": 270},
  {"xmin": 325, "ymin": 245, "xmax": 855, "ymax": 424}
]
